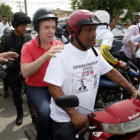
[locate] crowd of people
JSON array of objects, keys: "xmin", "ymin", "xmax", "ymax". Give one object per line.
[{"xmin": 0, "ymin": 7, "xmax": 140, "ymax": 140}]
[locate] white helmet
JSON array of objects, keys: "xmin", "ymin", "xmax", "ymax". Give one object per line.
[{"xmin": 94, "ymin": 10, "xmax": 110, "ymax": 25}]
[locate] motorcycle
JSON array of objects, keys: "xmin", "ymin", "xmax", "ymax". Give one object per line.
[
  {"xmin": 55, "ymin": 95, "xmax": 140, "ymax": 140},
  {"xmin": 95, "ymin": 60, "xmax": 140, "ymax": 108}
]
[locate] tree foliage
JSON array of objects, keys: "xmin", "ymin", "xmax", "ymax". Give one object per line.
[
  {"xmin": 0, "ymin": 3, "xmax": 13, "ymax": 23},
  {"xmin": 71, "ymin": 0, "xmax": 140, "ymax": 22}
]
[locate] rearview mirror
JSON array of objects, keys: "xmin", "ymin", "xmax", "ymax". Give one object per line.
[{"xmin": 55, "ymin": 95, "xmax": 79, "ymax": 108}]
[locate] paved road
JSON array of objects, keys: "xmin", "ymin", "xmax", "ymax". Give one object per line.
[
  {"xmin": 0, "ymin": 77, "xmax": 91, "ymax": 140},
  {"xmin": 0, "ymin": 78, "xmax": 34, "ymax": 140}
]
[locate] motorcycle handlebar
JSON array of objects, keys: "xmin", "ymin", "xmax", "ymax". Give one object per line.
[{"xmin": 126, "ymin": 60, "xmax": 138, "ymax": 72}]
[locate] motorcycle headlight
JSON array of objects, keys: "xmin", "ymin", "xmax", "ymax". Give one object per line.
[{"xmin": 101, "ymin": 117, "xmax": 140, "ymax": 135}]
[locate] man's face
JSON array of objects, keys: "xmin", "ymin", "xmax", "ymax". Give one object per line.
[
  {"xmin": 135, "ymin": 16, "xmax": 140, "ymax": 23},
  {"xmin": 39, "ymin": 19, "xmax": 56, "ymax": 43},
  {"xmin": 2, "ymin": 17, "xmax": 8, "ymax": 25},
  {"xmin": 16, "ymin": 24, "xmax": 27, "ymax": 35},
  {"xmin": 78, "ymin": 25, "xmax": 97, "ymax": 49}
]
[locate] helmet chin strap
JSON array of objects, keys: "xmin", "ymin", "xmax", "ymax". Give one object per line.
[{"xmin": 76, "ymin": 36, "xmax": 88, "ymax": 51}]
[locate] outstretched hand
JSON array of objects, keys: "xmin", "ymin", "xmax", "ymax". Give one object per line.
[
  {"xmin": 0, "ymin": 51, "xmax": 19, "ymax": 62},
  {"xmin": 45, "ymin": 45, "xmax": 64, "ymax": 58},
  {"xmin": 118, "ymin": 9, "xmax": 125, "ymax": 15}
]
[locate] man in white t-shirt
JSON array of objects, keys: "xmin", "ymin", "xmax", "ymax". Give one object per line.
[
  {"xmin": 44, "ymin": 10, "xmax": 137, "ymax": 140},
  {"xmin": 94, "ymin": 10, "xmax": 126, "ymax": 69},
  {"xmin": 0, "ymin": 15, "xmax": 9, "ymax": 38}
]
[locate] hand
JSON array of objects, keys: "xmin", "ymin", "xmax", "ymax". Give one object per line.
[
  {"xmin": 119, "ymin": 61, "xmax": 126, "ymax": 69},
  {"xmin": 45, "ymin": 45, "xmax": 64, "ymax": 58},
  {"xmin": 69, "ymin": 110, "xmax": 89, "ymax": 129},
  {"xmin": 0, "ymin": 51, "xmax": 19, "ymax": 62},
  {"xmin": 131, "ymin": 90, "xmax": 137, "ymax": 99},
  {"xmin": 118, "ymin": 10, "xmax": 125, "ymax": 15}
]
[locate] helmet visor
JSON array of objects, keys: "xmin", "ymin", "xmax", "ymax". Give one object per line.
[
  {"xmin": 77, "ymin": 15, "xmax": 101, "ymax": 26},
  {"xmin": 37, "ymin": 14, "xmax": 58, "ymax": 21},
  {"xmin": 91, "ymin": 15, "xmax": 101, "ymax": 24}
]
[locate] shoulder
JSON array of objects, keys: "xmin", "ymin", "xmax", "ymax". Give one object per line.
[
  {"xmin": 125, "ymin": 25, "xmax": 138, "ymax": 35},
  {"xmin": 52, "ymin": 39, "xmax": 63, "ymax": 45},
  {"xmin": 104, "ymin": 31, "xmax": 113, "ymax": 39},
  {"xmin": 89, "ymin": 47, "xmax": 103, "ymax": 58},
  {"xmin": 53, "ymin": 43, "xmax": 71, "ymax": 58},
  {"xmin": 23, "ymin": 38, "xmax": 35, "ymax": 47},
  {"xmin": 1, "ymin": 31, "xmax": 12, "ymax": 43},
  {"xmin": 23, "ymin": 33, "xmax": 32, "ymax": 41},
  {"xmin": 128, "ymin": 25, "xmax": 137, "ymax": 30}
]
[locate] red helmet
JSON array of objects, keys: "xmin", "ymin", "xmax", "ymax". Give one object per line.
[{"xmin": 67, "ymin": 10, "xmax": 100, "ymax": 38}]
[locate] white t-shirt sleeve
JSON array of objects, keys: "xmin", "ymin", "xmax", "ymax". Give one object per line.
[
  {"xmin": 43, "ymin": 53, "xmax": 66, "ymax": 87},
  {"xmin": 131, "ymin": 35, "xmax": 140, "ymax": 43}
]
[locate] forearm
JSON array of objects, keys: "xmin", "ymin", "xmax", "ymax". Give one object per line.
[
  {"xmin": 128, "ymin": 40, "xmax": 136, "ymax": 56},
  {"xmin": 21, "ymin": 53, "xmax": 50, "ymax": 78},
  {"xmin": 100, "ymin": 44, "xmax": 118, "ymax": 65},
  {"xmin": 105, "ymin": 68, "xmax": 137, "ymax": 94},
  {"xmin": 136, "ymin": 43, "xmax": 140, "ymax": 52},
  {"xmin": 110, "ymin": 14, "xmax": 120, "ymax": 30}
]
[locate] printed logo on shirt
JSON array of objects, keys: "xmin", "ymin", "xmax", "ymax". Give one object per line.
[
  {"xmin": 72, "ymin": 62, "xmax": 97, "ymax": 93},
  {"xmin": 95, "ymin": 39, "xmax": 102, "ymax": 48}
]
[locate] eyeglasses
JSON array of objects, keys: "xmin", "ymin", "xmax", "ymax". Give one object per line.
[{"xmin": 2, "ymin": 18, "xmax": 7, "ymax": 20}]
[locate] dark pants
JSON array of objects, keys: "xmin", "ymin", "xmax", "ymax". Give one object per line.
[
  {"xmin": 136, "ymin": 58, "xmax": 140, "ymax": 70},
  {"xmin": 26, "ymin": 86, "xmax": 51, "ymax": 140},
  {"xmin": 8, "ymin": 72, "xmax": 23, "ymax": 115},
  {"xmin": 52, "ymin": 119, "xmax": 79, "ymax": 140},
  {"xmin": 2, "ymin": 68, "xmax": 10, "ymax": 90},
  {"xmin": 3, "ymin": 73, "xmax": 10, "ymax": 89}
]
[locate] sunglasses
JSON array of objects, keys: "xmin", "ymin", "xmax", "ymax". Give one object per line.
[{"xmin": 3, "ymin": 18, "xmax": 7, "ymax": 20}]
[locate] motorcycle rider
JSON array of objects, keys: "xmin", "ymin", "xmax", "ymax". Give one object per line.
[
  {"xmin": 94, "ymin": 10, "xmax": 126, "ymax": 69},
  {"xmin": 43, "ymin": 10, "xmax": 137, "ymax": 140},
  {"xmin": 0, "ymin": 12, "xmax": 31, "ymax": 125},
  {"xmin": 55, "ymin": 24, "xmax": 68, "ymax": 44},
  {"xmin": 20, "ymin": 8, "xmax": 63, "ymax": 140}
]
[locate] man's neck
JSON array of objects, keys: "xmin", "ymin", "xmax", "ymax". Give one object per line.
[
  {"xmin": 14, "ymin": 30, "xmax": 23, "ymax": 37},
  {"xmin": 2, "ymin": 22, "xmax": 7, "ymax": 25},
  {"xmin": 41, "ymin": 42, "xmax": 52, "ymax": 50},
  {"xmin": 39, "ymin": 38, "xmax": 52, "ymax": 50},
  {"xmin": 72, "ymin": 39, "xmax": 86, "ymax": 51}
]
